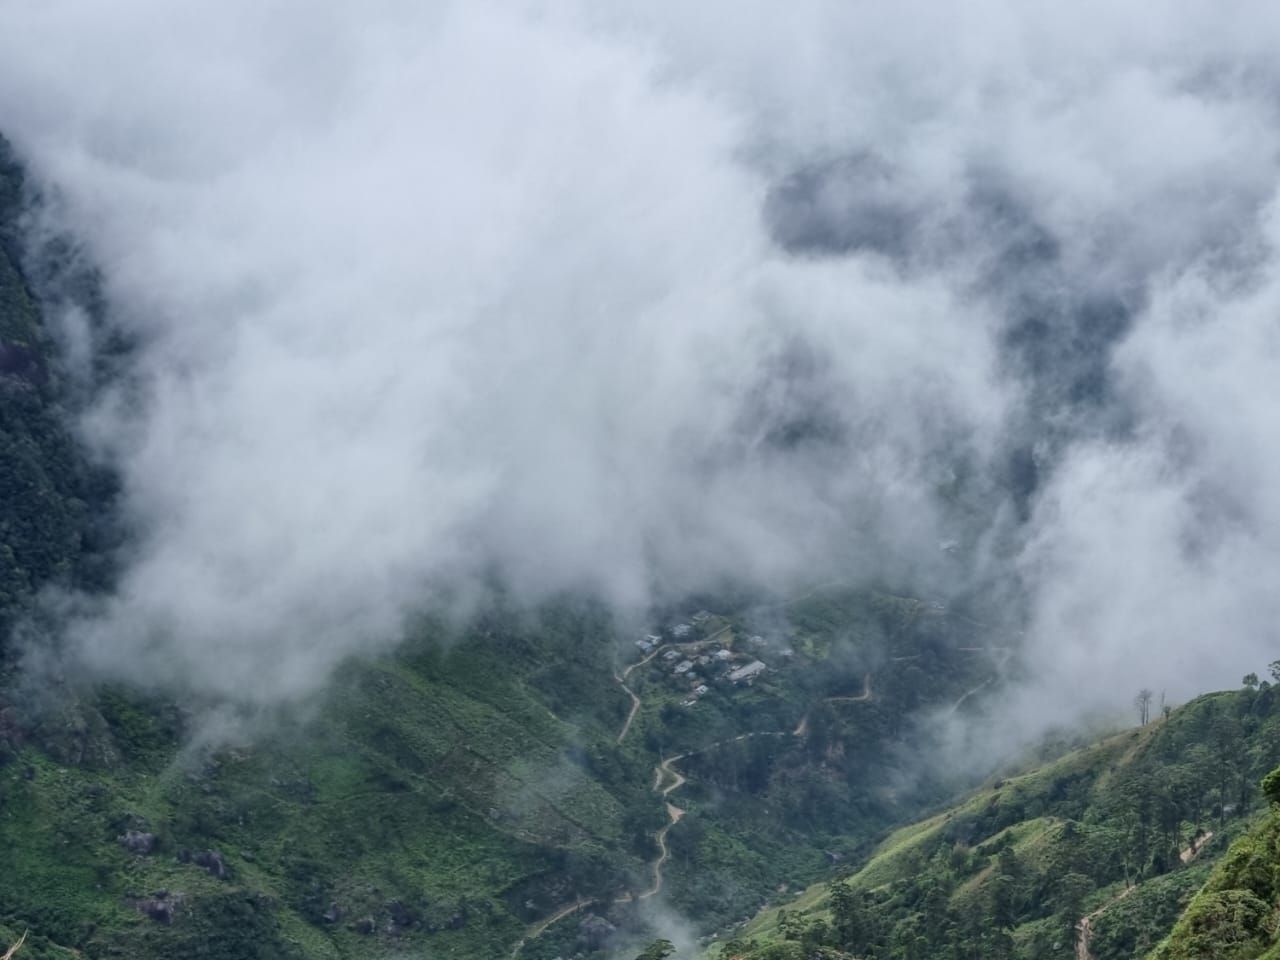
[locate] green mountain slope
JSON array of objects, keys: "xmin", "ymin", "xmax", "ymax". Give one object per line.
[
  {"xmin": 0, "ymin": 137, "xmax": 101, "ymax": 638},
  {"xmin": 718, "ymin": 684, "xmax": 1280, "ymax": 960},
  {"xmin": 1145, "ymin": 764, "xmax": 1280, "ymax": 960},
  {"xmin": 0, "ymin": 590, "xmax": 1016, "ymax": 960}
]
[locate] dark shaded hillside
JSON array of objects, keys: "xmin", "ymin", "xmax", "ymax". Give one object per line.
[
  {"xmin": 0, "ymin": 139, "xmax": 87, "ymax": 638},
  {"xmin": 0, "ymin": 136, "xmax": 118, "ymax": 653}
]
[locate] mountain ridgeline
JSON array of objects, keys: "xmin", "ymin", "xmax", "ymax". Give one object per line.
[{"xmin": 717, "ymin": 681, "xmax": 1280, "ymax": 960}]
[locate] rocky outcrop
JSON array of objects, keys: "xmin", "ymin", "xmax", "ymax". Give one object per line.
[
  {"xmin": 133, "ymin": 890, "xmax": 182, "ymax": 925},
  {"xmin": 118, "ymin": 829, "xmax": 157, "ymax": 855},
  {"xmin": 178, "ymin": 848, "xmax": 230, "ymax": 880}
]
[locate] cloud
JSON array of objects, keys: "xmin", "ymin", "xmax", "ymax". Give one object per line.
[
  {"xmin": 0, "ymin": 2, "xmax": 1001, "ymax": 703},
  {"xmin": 0, "ymin": 0, "xmax": 1278, "ymax": 721}
]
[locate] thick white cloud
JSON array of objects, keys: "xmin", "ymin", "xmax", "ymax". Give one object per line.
[
  {"xmin": 0, "ymin": 0, "xmax": 1278, "ymax": 718},
  {"xmin": 0, "ymin": 2, "xmax": 1001, "ymax": 701}
]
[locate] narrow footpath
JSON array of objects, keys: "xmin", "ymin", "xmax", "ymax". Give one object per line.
[
  {"xmin": 510, "ymin": 899, "xmax": 593, "ymax": 959},
  {"xmin": 1076, "ymin": 886, "xmax": 1134, "ymax": 960},
  {"xmin": 516, "ymin": 635, "xmax": 876, "ymax": 953}
]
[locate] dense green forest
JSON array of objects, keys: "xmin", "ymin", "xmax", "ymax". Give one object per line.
[{"xmin": 0, "ymin": 137, "xmax": 95, "ymax": 642}]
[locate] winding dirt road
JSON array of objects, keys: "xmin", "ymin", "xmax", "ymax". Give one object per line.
[
  {"xmin": 518, "ymin": 631, "xmax": 860, "ymax": 949},
  {"xmin": 635, "ymin": 732, "xmax": 791, "ymax": 898},
  {"xmin": 792, "ymin": 672, "xmax": 874, "ymax": 734},
  {"xmin": 1076, "ymin": 885, "xmax": 1134, "ymax": 960},
  {"xmin": 510, "ymin": 899, "xmax": 593, "ymax": 959},
  {"xmin": 826, "ymin": 672, "xmax": 873, "ymax": 703},
  {"xmin": 2, "ymin": 931, "xmax": 27, "ymax": 960},
  {"xmin": 615, "ymin": 676, "xmax": 643, "ymax": 745},
  {"xmin": 1180, "ymin": 830, "xmax": 1213, "ymax": 864},
  {"xmin": 947, "ymin": 648, "xmax": 1013, "ymax": 716},
  {"xmin": 613, "ymin": 644, "xmax": 666, "ymax": 745}
]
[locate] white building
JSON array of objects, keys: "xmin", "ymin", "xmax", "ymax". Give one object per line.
[{"xmin": 728, "ymin": 660, "xmax": 767, "ymax": 684}]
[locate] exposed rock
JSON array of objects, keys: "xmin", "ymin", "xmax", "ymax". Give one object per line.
[
  {"xmin": 118, "ymin": 830, "xmax": 157, "ymax": 855},
  {"xmin": 387, "ymin": 899, "xmax": 417, "ymax": 930},
  {"xmin": 321, "ymin": 901, "xmax": 343, "ymax": 924},
  {"xmin": 30, "ymin": 700, "xmax": 121, "ymax": 769},
  {"xmin": 352, "ymin": 916, "xmax": 375, "ymax": 935},
  {"xmin": 179, "ymin": 848, "xmax": 230, "ymax": 879},
  {"xmin": 134, "ymin": 890, "xmax": 182, "ymax": 925}
]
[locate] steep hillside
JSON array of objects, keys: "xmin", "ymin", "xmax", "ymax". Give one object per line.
[
  {"xmin": 0, "ymin": 587, "xmax": 1020, "ymax": 960},
  {"xmin": 0, "ymin": 136, "xmax": 105, "ymax": 644},
  {"xmin": 1145, "ymin": 763, "xmax": 1280, "ymax": 960},
  {"xmin": 717, "ymin": 683, "xmax": 1280, "ymax": 960}
]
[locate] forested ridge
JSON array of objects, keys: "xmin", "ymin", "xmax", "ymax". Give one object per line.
[{"xmin": 716, "ymin": 677, "xmax": 1280, "ymax": 960}]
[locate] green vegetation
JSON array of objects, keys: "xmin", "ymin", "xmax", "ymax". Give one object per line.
[
  {"xmin": 1147, "ymin": 747, "xmax": 1280, "ymax": 960},
  {"xmin": 719, "ymin": 684, "xmax": 1280, "ymax": 960},
  {"xmin": 0, "ymin": 135, "xmax": 115, "ymax": 650}
]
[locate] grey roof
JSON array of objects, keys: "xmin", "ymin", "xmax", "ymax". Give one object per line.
[{"xmin": 728, "ymin": 660, "xmax": 767, "ymax": 682}]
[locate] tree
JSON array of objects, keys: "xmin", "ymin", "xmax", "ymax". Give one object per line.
[
  {"xmin": 1269, "ymin": 660, "xmax": 1280, "ymax": 684},
  {"xmin": 635, "ymin": 939, "xmax": 676, "ymax": 960},
  {"xmin": 1055, "ymin": 872, "xmax": 1093, "ymax": 947},
  {"xmin": 1263, "ymin": 765, "xmax": 1280, "ymax": 806},
  {"xmin": 1135, "ymin": 689, "xmax": 1153, "ymax": 726},
  {"xmin": 830, "ymin": 882, "xmax": 881, "ymax": 955},
  {"xmin": 1242, "ymin": 673, "xmax": 1260, "ymax": 690}
]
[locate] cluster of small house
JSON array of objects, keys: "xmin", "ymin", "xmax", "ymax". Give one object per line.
[{"xmin": 630, "ymin": 613, "xmax": 795, "ymax": 708}]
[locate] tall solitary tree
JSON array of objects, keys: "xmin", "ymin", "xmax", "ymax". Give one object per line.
[{"xmin": 1135, "ymin": 689, "xmax": 1153, "ymax": 726}]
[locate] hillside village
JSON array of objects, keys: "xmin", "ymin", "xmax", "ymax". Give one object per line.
[{"xmin": 628, "ymin": 611, "xmax": 795, "ymax": 708}]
